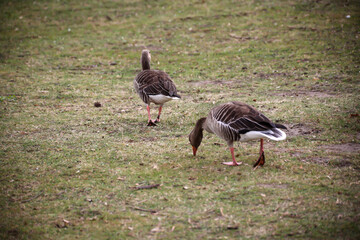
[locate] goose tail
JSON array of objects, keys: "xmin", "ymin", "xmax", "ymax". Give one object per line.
[
  {"xmin": 171, "ymin": 93, "xmax": 181, "ymax": 100},
  {"xmin": 262, "ymin": 128, "xmax": 287, "ymax": 141},
  {"xmin": 240, "ymin": 128, "xmax": 286, "ymax": 141},
  {"xmin": 274, "ymin": 123, "xmax": 287, "ymax": 129}
]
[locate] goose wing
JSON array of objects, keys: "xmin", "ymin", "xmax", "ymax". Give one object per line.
[
  {"xmin": 212, "ymin": 101, "xmax": 277, "ymax": 133},
  {"xmin": 137, "ymin": 70, "xmax": 178, "ymax": 97}
]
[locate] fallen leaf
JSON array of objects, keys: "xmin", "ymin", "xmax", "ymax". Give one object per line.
[
  {"xmin": 151, "ymin": 225, "xmax": 162, "ymax": 232},
  {"xmin": 220, "ymin": 207, "xmax": 225, "ymax": 217}
]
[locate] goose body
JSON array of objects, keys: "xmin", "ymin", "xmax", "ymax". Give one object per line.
[
  {"xmin": 189, "ymin": 101, "xmax": 287, "ymax": 167},
  {"xmin": 134, "ymin": 50, "xmax": 180, "ymax": 126}
]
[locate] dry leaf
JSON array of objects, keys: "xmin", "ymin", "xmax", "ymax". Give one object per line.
[{"xmin": 151, "ymin": 226, "xmax": 162, "ymax": 232}]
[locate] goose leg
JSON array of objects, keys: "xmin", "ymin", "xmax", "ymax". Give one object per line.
[
  {"xmin": 146, "ymin": 105, "xmax": 156, "ymax": 126},
  {"xmin": 154, "ymin": 105, "xmax": 162, "ymax": 123},
  {"xmin": 253, "ymin": 139, "xmax": 265, "ymax": 169},
  {"xmin": 222, "ymin": 147, "xmax": 242, "ymax": 166}
]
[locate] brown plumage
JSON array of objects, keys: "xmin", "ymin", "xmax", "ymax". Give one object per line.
[
  {"xmin": 134, "ymin": 49, "xmax": 180, "ymax": 126},
  {"xmin": 189, "ymin": 101, "xmax": 287, "ymax": 167}
]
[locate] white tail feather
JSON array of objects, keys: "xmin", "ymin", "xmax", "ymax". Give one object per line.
[
  {"xmin": 240, "ymin": 128, "xmax": 286, "ymax": 142},
  {"xmin": 149, "ymin": 94, "xmax": 178, "ymax": 104}
]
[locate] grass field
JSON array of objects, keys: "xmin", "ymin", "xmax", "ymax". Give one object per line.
[{"xmin": 1, "ymin": 0, "xmax": 359, "ymax": 239}]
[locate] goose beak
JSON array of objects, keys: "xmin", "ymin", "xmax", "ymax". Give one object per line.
[{"xmin": 192, "ymin": 146, "xmax": 197, "ymax": 156}]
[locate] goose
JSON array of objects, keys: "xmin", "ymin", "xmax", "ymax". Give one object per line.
[
  {"xmin": 189, "ymin": 101, "xmax": 287, "ymax": 167},
  {"xmin": 134, "ymin": 49, "xmax": 181, "ymax": 126}
]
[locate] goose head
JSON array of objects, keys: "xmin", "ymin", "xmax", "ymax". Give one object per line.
[
  {"xmin": 141, "ymin": 49, "xmax": 151, "ymax": 70},
  {"xmin": 189, "ymin": 118, "xmax": 206, "ymax": 156}
]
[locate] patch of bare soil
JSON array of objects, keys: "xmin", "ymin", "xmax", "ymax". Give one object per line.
[
  {"xmin": 273, "ymin": 91, "xmax": 335, "ymax": 98},
  {"xmin": 284, "ymin": 145, "xmax": 358, "ymax": 167},
  {"xmin": 320, "ymin": 143, "xmax": 360, "ymax": 154},
  {"xmin": 287, "ymin": 123, "xmax": 321, "ymax": 138},
  {"xmin": 306, "ymin": 156, "xmax": 331, "ymax": 165},
  {"xmin": 304, "ymin": 155, "xmax": 355, "ymax": 168},
  {"xmin": 285, "ymin": 149, "xmax": 331, "ymax": 165},
  {"xmin": 332, "ymin": 159, "xmax": 354, "ymax": 168}
]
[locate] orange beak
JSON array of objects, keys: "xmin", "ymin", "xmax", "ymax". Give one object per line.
[{"xmin": 192, "ymin": 146, "xmax": 197, "ymax": 156}]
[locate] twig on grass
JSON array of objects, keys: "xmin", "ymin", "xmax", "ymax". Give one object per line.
[
  {"xmin": 18, "ymin": 191, "xmax": 43, "ymax": 203},
  {"xmin": 131, "ymin": 184, "xmax": 160, "ymax": 190},
  {"xmin": 129, "ymin": 206, "xmax": 158, "ymax": 214},
  {"xmin": 303, "ymin": 137, "xmax": 328, "ymax": 141}
]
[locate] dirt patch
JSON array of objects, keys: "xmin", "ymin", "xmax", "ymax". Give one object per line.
[
  {"xmin": 273, "ymin": 91, "xmax": 335, "ymax": 98},
  {"xmin": 305, "ymin": 156, "xmax": 356, "ymax": 168},
  {"xmin": 301, "ymin": 154, "xmax": 357, "ymax": 167},
  {"xmin": 320, "ymin": 143, "xmax": 360, "ymax": 154},
  {"xmin": 332, "ymin": 159, "xmax": 353, "ymax": 168},
  {"xmin": 287, "ymin": 123, "xmax": 321, "ymax": 138},
  {"xmin": 305, "ymin": 156, "xmax": 331, "ymax": 165},
  {"xmin": 286, "ymin": 150, "xmax": 331, "ymax": 165}
]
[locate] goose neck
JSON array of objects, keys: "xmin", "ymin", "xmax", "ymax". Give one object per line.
[{"xmin": 141, "ymin": 51, "xmax": 151, "ymax": 70}]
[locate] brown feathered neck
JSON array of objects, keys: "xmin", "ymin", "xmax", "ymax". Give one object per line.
[
  {"xmin": 189, "ymin": 117, "xmax": 206, "ymax": 149},
  {"xmin": 141, "ymin": 49, "xmax": 151, "ymax": 70}
]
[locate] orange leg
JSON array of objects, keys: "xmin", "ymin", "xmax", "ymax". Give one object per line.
[
  {"xmin": 146, "ymin": 105, "xmax": 156, "ymax": 126},
  {"xmin": 155, "ymin": 105, "xmax": 162, "ymax": 123},
  {"xmin": 253, "ymin": 139, "xmax": 265, "ymax": 169},
  {"xmin": 222, "ymin": 147, "xmax": 241, "ymax": 166}
]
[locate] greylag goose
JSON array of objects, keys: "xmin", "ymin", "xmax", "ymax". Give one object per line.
[
  {"xmin": 134, "ymin": 49, "xmax": 181, "ymax": 126},
  {"xmin": 189, "ymin": 101, "xmax": 287, "ymax": 167}
]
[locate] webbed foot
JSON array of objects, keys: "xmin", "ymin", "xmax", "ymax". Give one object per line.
[
  {"xmin": 253, "ymin": 152, "xmax": 265, "ymax": 169},
  {"xmin": 147, "ymin": 120, "xmax": 157, "ymax": 126}
]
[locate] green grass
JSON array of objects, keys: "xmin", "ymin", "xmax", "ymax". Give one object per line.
[{"xmin": 1, "ymin": 0, "xmax": 359, "ymax": 239}]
